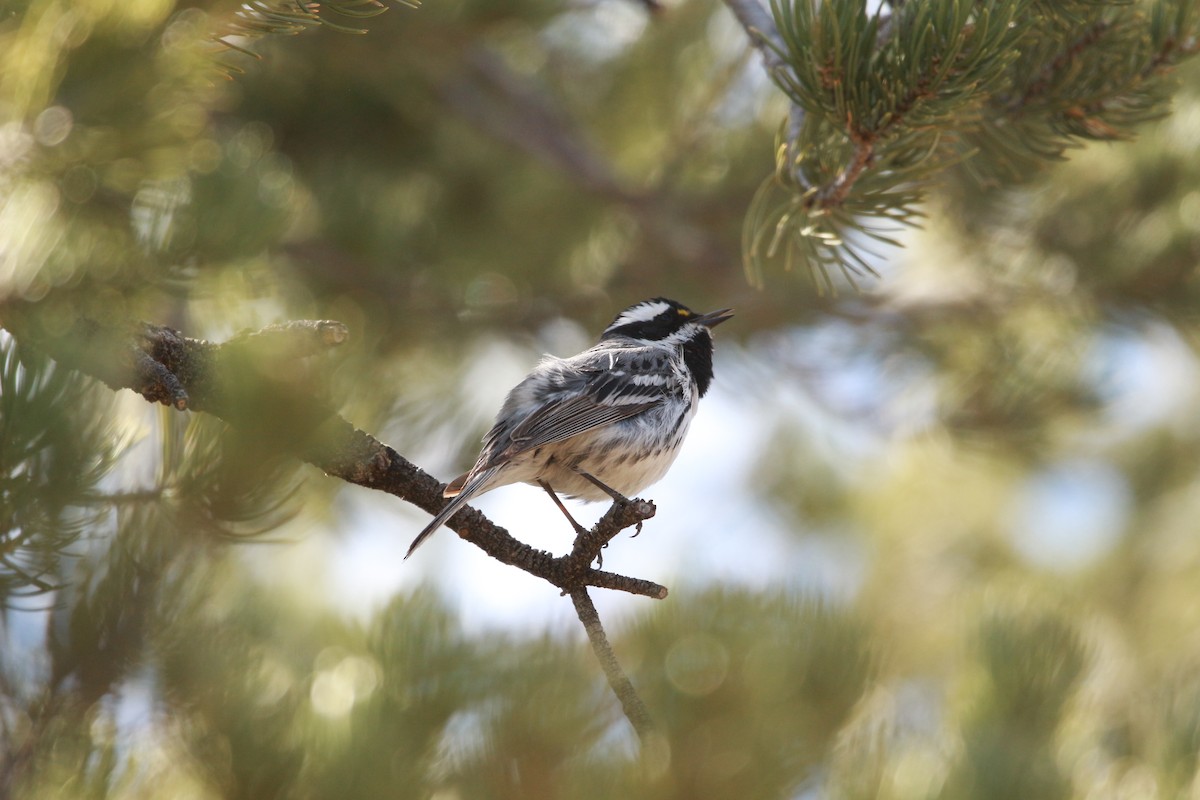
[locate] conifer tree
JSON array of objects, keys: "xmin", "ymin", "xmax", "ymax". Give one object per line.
[{"xmin": 3, "ymin": 1, "xmax": 1200, "ymax": 798}]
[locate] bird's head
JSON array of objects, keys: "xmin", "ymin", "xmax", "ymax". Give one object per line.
[
  {"xmin": 601, "ymin": 297, "xmax": 733, "ymax": 344},
  {"xmin": 601, "ymin": 297, "xmax": 733, "ymax": 396}
]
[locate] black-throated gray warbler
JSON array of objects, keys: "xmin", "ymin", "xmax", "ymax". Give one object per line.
[{"xmin": 405, "ymin": 297, "xmax": 733, "ymax": 558}]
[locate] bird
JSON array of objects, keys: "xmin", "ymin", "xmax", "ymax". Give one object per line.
[{"xmin": 405, "ymin": 297, "xmax": 733, "ymax": 558}]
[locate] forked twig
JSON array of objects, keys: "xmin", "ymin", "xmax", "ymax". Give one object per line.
[{"xmin": 570, "ymin": 587, "xmax": 655, "ymax": 741}]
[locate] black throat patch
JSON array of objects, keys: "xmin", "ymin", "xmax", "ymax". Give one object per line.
[{"xmin": 682, "ymin": 330, "xmax": 715, "ymax": 397}]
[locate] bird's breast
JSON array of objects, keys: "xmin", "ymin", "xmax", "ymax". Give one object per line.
[{"xmin": 523, "ymin": 401, "xmax": 695, "ymax": 500}]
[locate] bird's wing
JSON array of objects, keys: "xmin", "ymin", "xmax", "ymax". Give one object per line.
[
  {"xmin": 504, "ymin": 394, "xmax": 657, "ymax": 454},
  {"xmin": 499, "ymin": 346, "xmax": 677, "ymax": 456}
]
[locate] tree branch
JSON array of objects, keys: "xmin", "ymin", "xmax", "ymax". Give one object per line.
[
  {"xmin": 570, "ymin": 587, "xmax": 656, "ymax": 742},
  {"xmin": 720, "ymin": 0, "xmax": 812, "ymax": 192},
  {"xmin": 720, "ymin": 0, "xmax": 791, "ymax": 78},
  {"xmin": 425, "ymin": 43, "xmax": 736, "ymax": 271},
  {"xmin": 814, "ymin": 135, "xmax": 874, "ymax": 207},
  {"xmin": 1007, "ymin": 21, "xmax": 1110, "ymax": 114}
]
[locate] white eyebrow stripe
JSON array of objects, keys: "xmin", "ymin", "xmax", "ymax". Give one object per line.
[{"xmin": 612, "ymin": 300, "xmax": 670, "ymax": 328}]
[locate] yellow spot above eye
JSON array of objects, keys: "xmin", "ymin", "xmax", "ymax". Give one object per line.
[{"xmin": 678, "ymin": 309, "xmax": 691, "ymax": 317}]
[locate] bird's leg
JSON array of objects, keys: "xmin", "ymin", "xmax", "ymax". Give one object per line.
[
  {"xmin": 572, "ymin": 468, "xmax": 633, "ymax": 506},
  {"xmin": 538, "ymin": 479, "xmax": 604, "ymax": 567},
  {"xmin": 537, "ymin": 479, "xmax": 589, "ymax": 537}
]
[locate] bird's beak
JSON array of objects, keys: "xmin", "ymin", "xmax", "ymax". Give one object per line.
[{"xmin": 695, "ymin": 308, "xmax": 734, "ymax": 328}]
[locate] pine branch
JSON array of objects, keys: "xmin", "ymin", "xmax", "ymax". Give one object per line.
[
  {"xmin": 210, "ymin": 0, "xmax": 417, "ymax": 73},
  {"xmin": 816, "ymin": 135, "xmax": 874, "ymax": 208},
  {"xmin": 721, "ymin": 0, "xmax": 795, "ymax": 80},
  {"xmin": 1007, "ymin": 19, "xmax": 1113, "ymax": 113},
  {"xmin": 728, "ymin": 0, "xmax": 1200, "ymax": 287},
  {"xmin": 220, "ymin": 0, "xmax": 410, "ymax": 40}
]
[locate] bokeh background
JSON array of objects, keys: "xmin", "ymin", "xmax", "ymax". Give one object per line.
[{"xmin": 5, "ymin": 0, "xmax": 1200, "ymax": 797}]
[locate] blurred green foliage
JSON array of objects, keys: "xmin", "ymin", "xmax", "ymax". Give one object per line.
[{"xmin": 6, "ymin": 0, "xmax": 1200, "ymax": 798}]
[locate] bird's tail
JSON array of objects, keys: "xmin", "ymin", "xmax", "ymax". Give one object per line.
[{"xmin": 404, "ymin": 470, "xmax": 495, "ymax": 559}]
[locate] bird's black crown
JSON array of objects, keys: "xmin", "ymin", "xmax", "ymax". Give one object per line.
[{"xmin": 602, "ymin": 297, "xmax": 701, "ymax": 342}]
